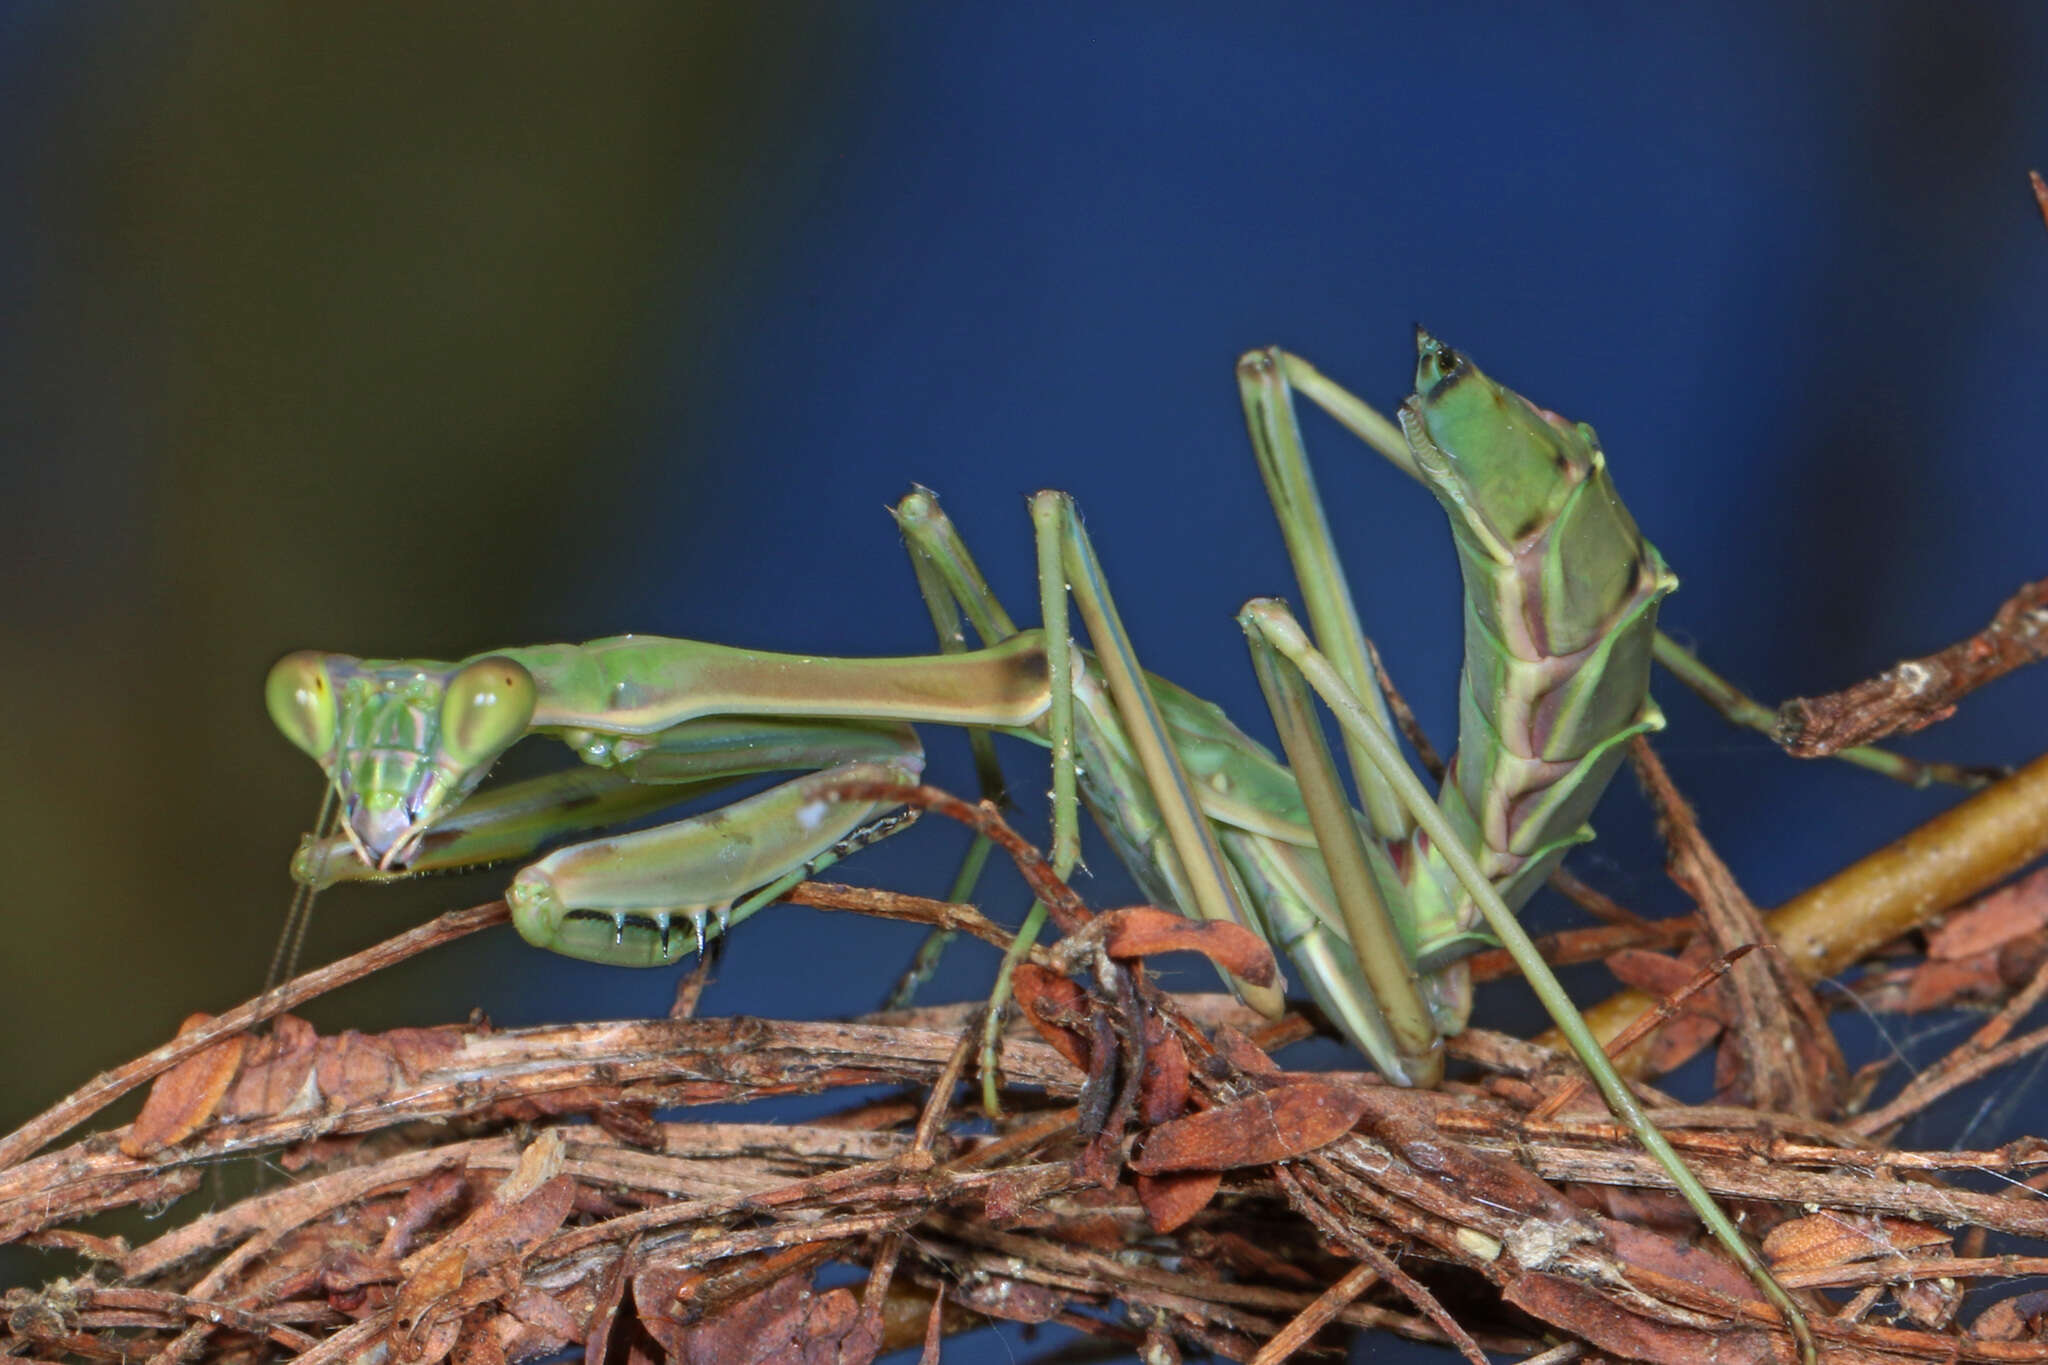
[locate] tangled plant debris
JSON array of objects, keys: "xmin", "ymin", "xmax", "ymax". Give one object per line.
[{"xmin": 11, "ymin": 581, "xmax": 2048, "ymax": 1363}]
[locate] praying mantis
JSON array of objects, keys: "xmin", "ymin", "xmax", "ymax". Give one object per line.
[{"xmin": 269, "ymin": 331, "xmax": 1916, "ymax": 1353}]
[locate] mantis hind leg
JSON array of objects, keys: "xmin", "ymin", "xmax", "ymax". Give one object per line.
[
  {"xmin": 1028, "ymin": 490, "xmax": 1286, "ymax": 1009},
  {"xmin": 1237, "ymin": 348, "xmax": 1413, "ymax": 843},
  {"xmin": 894, "ymin": 487, "xmax": 1294, "ymax": 1107},
  {"xmin": 894, "ymin": 486, "xmax": 1277, "ymax": 981},
  {"xmin": 1268, "ymin": 346, "xmax": 1983, "ymax": 793},
  {"xmin": 880, "ymin": 488, "xmax": 1033, "ymax": 1012},
  {"xmin": 1236, "ymin": 346, "xmax": 1464, "ymax": 1082},
  {"xmin": 1237, "ymin": 597, "xmax": 1816, "ymax": 1363},
  {"xmin": 895, "ymin": 484, "xmax": 1449, "ymax": 1079},
  {"xmin": 890, "ymin": 488, "xmax": 1084, "ymax": 1110},
  {"xmin": 1650, "ymin": 631, "xmax": 1997, "ymax": 789}
]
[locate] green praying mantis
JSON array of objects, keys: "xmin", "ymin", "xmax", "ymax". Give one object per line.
[
  {"xmin": 265, "ymin": 331, "xmax": 1673, "ymax": 1084},
  {"xmin": 269, "ymin": 330, "xmax": 1958, "ymax": 1355}
]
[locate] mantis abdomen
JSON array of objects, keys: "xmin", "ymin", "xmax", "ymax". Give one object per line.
[{"xmin": 1394, "ymin": 339, "xmax": 1676, "ymax": 974}]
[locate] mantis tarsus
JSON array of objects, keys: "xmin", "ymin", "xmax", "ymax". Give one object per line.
[{"xmin": 272, "ymin": 332, "xmax": 1880, "ymax": 1356}]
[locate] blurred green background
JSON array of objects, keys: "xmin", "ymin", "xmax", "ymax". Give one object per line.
[{"xmin": 5, "ymin": 7, "xmax": 2048, "ymax": 1357}]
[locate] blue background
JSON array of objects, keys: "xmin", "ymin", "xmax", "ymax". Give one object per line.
[{"xmin": 4, "ymin": 6, "xmax": 2047, "ymax": 1359}]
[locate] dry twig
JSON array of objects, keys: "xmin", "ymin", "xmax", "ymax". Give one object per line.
[{"xmin": 1775, "ymin": 576, "xmax": 2048, "ymax": 758}]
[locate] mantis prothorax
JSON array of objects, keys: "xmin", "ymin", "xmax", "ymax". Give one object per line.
[{"xmin": 270, "ymin": 333, "xmax": 1829, "ymax": 1355}]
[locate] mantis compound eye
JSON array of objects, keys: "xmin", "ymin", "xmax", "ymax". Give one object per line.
[
  {"xmin": 266, "ymin": 651, "xmax": 340, "ymax": 763},
  {"xmin": 438, "ymin": 656, "xmax": 537, "ymax": 769}
]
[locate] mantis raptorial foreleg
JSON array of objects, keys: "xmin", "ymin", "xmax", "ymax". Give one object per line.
[{"xmin": 272, "ymin": 638, "xmax": 1054, "ymax": 963}]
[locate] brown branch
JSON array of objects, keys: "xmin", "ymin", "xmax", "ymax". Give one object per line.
[
  {"xmin": 1775, "ymin": 576, "xmax": 2048, "ymax": 757},
  {"xmin": 1629, "ymin": 737, "xmax": 1845, "ymax": 1117},
  {"xmin": 0, "ymin": 900, "xmax": 510, "ymax": 1173},
  {"xmin": 1557, "ymin": 747, "xmax": 2048, "ymax": 1076},
  {"xmin": 20, "ymin": 763, "xmax": 2048, "ymax": 1364},
  {"xmin": 18, "ymin": 978, "xmax": 2048, "ymax": 1364},
  {"xmin": 781, "ymin": 880, "xmax": 1040, "ymax": 958}
]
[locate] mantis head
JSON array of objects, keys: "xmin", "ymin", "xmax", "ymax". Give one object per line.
[{"xmin": 266, "ymin": 651, "xmax": 538, "ymax": 870}]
